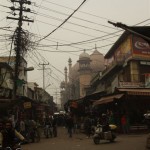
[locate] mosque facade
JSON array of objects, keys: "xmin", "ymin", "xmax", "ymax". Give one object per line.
[{"xmin": 60, "ymin": 49, "xmax": 105, "ymax": 109}]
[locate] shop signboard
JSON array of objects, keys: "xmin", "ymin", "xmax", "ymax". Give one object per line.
[
  {"xmin": 132, "ymin": 35, "xmax": 150, "ymax": 58},
  {"xmin": 23, "ymin": 102, "xmax": 32, "ymax": 109}
]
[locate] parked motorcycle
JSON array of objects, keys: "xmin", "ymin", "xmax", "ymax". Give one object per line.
[{"xmin": 93, "ymin": 124, "xmax": 117, "ymax": 144}]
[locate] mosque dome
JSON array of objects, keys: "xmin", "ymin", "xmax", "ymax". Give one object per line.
[
  {"xmin": 69, "ymin": 49, "xmax": 105, "ymax": 81},
  {"xmin": 90, "ymin": 50, "xmax": 105, "ymax": 72},
  {"xmin": 79, "ymin": 50, "xmax": 90, "ymax": 60}
]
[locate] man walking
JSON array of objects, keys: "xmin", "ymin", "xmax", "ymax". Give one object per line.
[{"xmin": 66, "ymin": 114, "xmax": 74, "ymax": 138}]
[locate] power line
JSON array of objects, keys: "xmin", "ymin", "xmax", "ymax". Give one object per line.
[
  {"xmin": 35, "ymin": 12, "xmax": 113, "ymax": 35},
  {"xmin": 42, "ymin": 0, "xmax": 113, "ymax": 22},
  {"xmin": 35, "ymin": 19, "xmax": 150, "ymax": 47},
  {"xmin": 37, "ymin": 0, "xmax": 87, "ymax": 42},
  {"xmin": 33, "ymin": 3, "xmax": 117, "ymax": 30},
  {"xmin": 36, "ymin": 19, "xmax": 97, "ymax": 38}
]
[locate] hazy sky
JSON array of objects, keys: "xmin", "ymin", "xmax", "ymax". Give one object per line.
[{"xmin": 0, "ymin": 0, "xmax": 150, "ymax": 102}]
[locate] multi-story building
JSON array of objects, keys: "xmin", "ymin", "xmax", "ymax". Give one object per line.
[
  {"xmin": 27, "ymin": 82, "xmax": 39, "ymax": 100},
  {"xmin": 0, "ymin": 62, "xmax": 13, "ymax": 99},
  {"xmin": 0, "ymin": 56, "xmax": 29, "ymax": 97},
  {"xmin": 91, "ymin": 26, "xmax": 150, "ymax": 125}
]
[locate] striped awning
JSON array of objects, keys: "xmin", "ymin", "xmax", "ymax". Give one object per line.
[
  {"xmin": 93, "ymin": 94, "xmax": 124, "ymax": 106},
  {"xmin": 118, "ymin": 88, "xmax": 150, "ymax": 96}
]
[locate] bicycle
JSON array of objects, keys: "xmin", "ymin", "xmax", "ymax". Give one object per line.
[
  {"xmin": 25, "ymin": 127, "xmax": 40, "ymax": 143},
  {"xmin": 44, "ymin": 125, "xmax": 52, "ymax": 138}
]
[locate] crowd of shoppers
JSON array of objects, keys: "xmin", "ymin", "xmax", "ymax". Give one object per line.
[{"xmin": 1, "ymin": 109, "xmax": 147, "ymax": 149}]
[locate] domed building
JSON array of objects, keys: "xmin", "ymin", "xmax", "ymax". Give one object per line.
[{"xmin": 60, "ymin": 48, "xmax": 105, "ymax": 108}]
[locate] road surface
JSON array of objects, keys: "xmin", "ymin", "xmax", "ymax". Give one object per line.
[{"xmin": 22, "ymin": 127, "xmax": 149, "ymax": 150}]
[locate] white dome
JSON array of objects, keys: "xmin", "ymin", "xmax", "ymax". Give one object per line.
[
  {"xmin": 69, "ymin": 50, "xmax": 105, "ymax": 81},
  {"xmin": 79, "ymin": 51, "xmax": 90, "ymax": 60},
  {"xmin": 90, "ymin": 50, "xmax": 105, "ymax": 72}
]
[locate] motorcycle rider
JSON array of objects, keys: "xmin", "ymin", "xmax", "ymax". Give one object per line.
[
  {"xmin": 0, "ymin": 119, "xmax": 25, "ymax": 149},
  {"xmin": 100, "ymin": 113, "xmax": 110, "ymax": 132}
]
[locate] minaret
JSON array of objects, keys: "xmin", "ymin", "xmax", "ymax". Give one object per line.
[
  {"xmin": 78, "ymin": 50, "xmax": 91, "ymax": 97},
  {"xmin": 64, "ymin": 66, "xmax": 68, "ymax": 102},
  {"xmin": 64, "ymin": 66, "xmax": 68, "ymax": 86},
  {"xmin": 68, "ymin": 58, "xmax": 72, "ymax": 83}
]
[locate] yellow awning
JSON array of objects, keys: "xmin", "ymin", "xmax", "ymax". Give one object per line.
[{"xmin": 93, "ymin": 94, "xmax": 124, "ymax": 106}]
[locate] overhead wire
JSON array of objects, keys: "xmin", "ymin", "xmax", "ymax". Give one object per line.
[
  {"xmin": 28, "ymin": 18, "xmax": 150, "ymax": 89},
  {"xmin": 42, "ymin": 0, "xmax": 114, "ymax": 22},
  {"xmin": 28, "ymin": 50, "xmax": 63, "ymax": 86},
  {"xmin": 34, "ymin": 12, "xmax": 115, "ymax": 36},
  {"xmin": 37, "ymin": 0, "xmax": 88, "ymax": 42},
  {"xmin": 33, "ymin": 4, "xmax": 117, "ymax": 30},
  {"xmin": 36, "ymin": 18, "xmax": 150, "ymax": 47},
  {"xmin": 36, "ymin": 19, "xmax": 97, "ymax": 38}
]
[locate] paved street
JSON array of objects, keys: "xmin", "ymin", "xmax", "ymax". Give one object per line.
[{"xmin": 22, "ymin": 127, "xmax": 149, "ymax": 150}]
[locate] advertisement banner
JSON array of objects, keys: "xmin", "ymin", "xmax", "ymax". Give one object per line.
[{"xmin": 133, "ymin": 36, "xmax": 150, "ymax": 56}]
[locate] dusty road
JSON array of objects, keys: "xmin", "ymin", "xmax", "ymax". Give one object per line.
[{"xmin": 22, "ymin": 127, "xmax": 149, "ymax": 150}]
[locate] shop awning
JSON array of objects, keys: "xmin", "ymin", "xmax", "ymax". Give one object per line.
[
  {"xmin": 93, "ymin": 94, "xmax": 124, "ymax": 106},
  {"xmin": 118, "ymin": 88, "xmax": 150, "ymax": 96}
]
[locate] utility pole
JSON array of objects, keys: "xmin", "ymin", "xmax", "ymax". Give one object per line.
[
  {"xmin": 39, "ymin": 63, "xmax": 49, "ymax": 90},
  {"xmin": 108, "ymin": 21, "xmax": 150, "ymax": 42},
  {"xmin": 7, "ymin": 0, "xmax": 33, "ymax": 99}
]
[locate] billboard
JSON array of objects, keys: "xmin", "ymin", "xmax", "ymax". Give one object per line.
[{"xmin": 133, "ymin": 36, "xmax": 150, "ymax": 57}]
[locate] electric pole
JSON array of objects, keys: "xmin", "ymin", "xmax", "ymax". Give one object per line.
[
  {"xmin": 108, "ymin": 21, "xmax": 150, "ymax": 42},
  {"xmin": 39, "ymin": 63, "xmax": 49, "ymax": 90},
  {"xmin": 7, "ymin": 0, "xmax": 33, "ymax": 99}
]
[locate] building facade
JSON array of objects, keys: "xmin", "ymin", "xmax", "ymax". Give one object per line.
[
  {"xmin": 91, "ymin": 26, "xmax": 150, "ymax": 125},
  {"xmin": 60, "ymin": 48, "xmax": 105, "ymax": 110}
]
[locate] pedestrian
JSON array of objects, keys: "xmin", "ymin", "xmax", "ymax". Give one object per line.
[
  {"xmin": 52, "ymin": 116, "xmax": 57, "ymax": 137},
  {"xmin": 84, "ymin": 116, "xmax": 92, "ymax": 138},
  {"xmin": 121, "ymin": 114, "xmax": 129, "ymax": 134},
  {"xmin": 66, "ymin": 114, "xmax": 74, "ymax": 138}
]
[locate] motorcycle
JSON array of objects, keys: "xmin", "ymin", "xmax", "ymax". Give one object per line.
[{"xmin": 93, "ymin": 124, "xmax": 117, "ymax": 144}]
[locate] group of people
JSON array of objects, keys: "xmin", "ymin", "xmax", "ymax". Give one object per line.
[
  {"xmin": 0, "ymin": 111, "xmax": 132, "ymax": 149},
  {"xmin": 0, "ymin": 115, "xmax": 60, "ymax": 149},
  {"xmin": 43, "ymin": 116, "xmax": 57, "ymax": 138}
]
